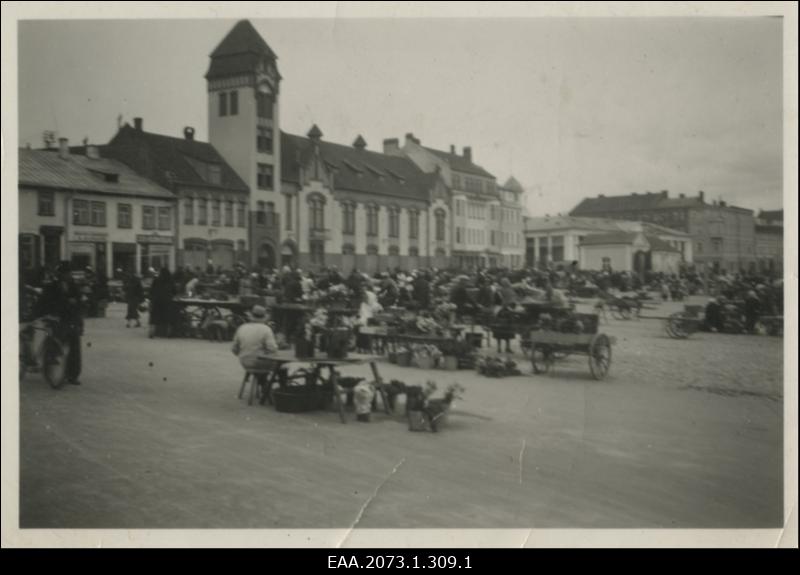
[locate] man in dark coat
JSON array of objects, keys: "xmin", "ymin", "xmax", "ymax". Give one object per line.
[
  {"xmin": 38, "ymin": 262, "xmax": 84, "ymax": 385},
  {"xmin": 412, "ymin": 273, "xmax": 431, "ymax": 310},
  {"xmin": 148, "ymin": 267, "xmax": 176, "ymax": 338},
  {"xmin": 124, "ymin": 273, "xmax": 144, "ymax": 328}
]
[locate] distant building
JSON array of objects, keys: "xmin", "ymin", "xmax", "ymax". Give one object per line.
[
  {"xmin": 280, "ymin": 127, "xmax": 443, "ymax": 273},
  {"xmin": 569, "ymin": 190, "xmax": 756, "ymax": 273},
  {"xmin": 755, "ymin": 209, "xmax": 783, "ymax": 274},
  {"xmin": 523, "ymin": 214, "xmax": 692, "ymax": 273},
  {"xmin": 392, "ymin": 133, "xmax": 505, "ymax": 268},
  {"xmin": 497, "ymin": 177, "xmax": 526, "ymax": 269},
  {"xmin": 18, "ymin": 140, "xmax": 176, "ymax": 277},
  {"xmin": 101, "ymin": 119, "xmax": 250, "ymax": 271}
]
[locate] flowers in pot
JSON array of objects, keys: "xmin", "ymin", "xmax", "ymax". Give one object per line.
[
  {"xmin": 411, "ymin": 343, "xmax": 443, "ymax": 369},
  {"xmin": 475, "ymin": 355, "xmax": 521, "ymax": 378},
  {"xmin": 436, "ymin": 339, "xmax": 475, "ymax": 370}
]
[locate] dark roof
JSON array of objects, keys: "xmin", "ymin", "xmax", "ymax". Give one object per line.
[
  {"xmin": 104, "ymin": 125, "xmax": 249, "ymax": 192},
  {"xmin": 645, "ymin": 235, "xmax": 680, "ymax": 253},
  {"xmin": 503, "ymin": 176, "xmax": 525, "ymax": 194},
  {"xmin": 18, "ymin": 148, "xmax": 174, "ymax": 199},
  {"xmin": 758, "ymin": 209, "xmax": 783, "ymax": 221},
  {"xmin": 423, "ymin": 146, "xmax": 495, "ymax": 179},
  {"xmin": 206, "ymin": 20, "xmax": 278, "ymax": 80},
  {"xmin": 570, "ymin": 192, "xmax": 705, "ymax": 216},
  {"xmin": 281, "ymin": 131, "xmax": 435, "ymax": 201}
]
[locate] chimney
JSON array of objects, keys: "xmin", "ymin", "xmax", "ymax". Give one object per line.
[
  {"xmin": 382, "ymin": 138, "xmax": 400, "ymax": 155},
  {"xmin": 86, "ymin": 145, "xmax": 100, "ymax": 160},
  {"xmin": 679, "ymin": 193, "xmax": 685, "ymax": 198},
  {"xmin": 599, "ymin": 194, "xmax": 605, "ymax": 198},
  {"xmin": 698, "ymin": 190, "xmax": 705, "ymax": 202},
  {"xmin": 450, "ymin": 145, "xmax": 456, "ymax": 154},
  {"xmin": 405, "ymin": 132, "xmax": 419, "ymax": 145},
  {"xmin": 58, "ymin": 138, "xmax": 69, "ymax": 159},
  {"xmin": 134, "ymin": 117, "xmax": 143, "ymax": 131},
  {"xmin": 184, "ymin": 126, "xmax": 195, "ymax": 141},
  {"xmin": 353, "ymin": 134, "xmax": 367, "ymax": 150},
  {"xmin": 463, "ymin": 146, "xmax": 472, "ymax": 163},
  {"xmin": 719, "ymin": 200, "xmax": 726, "ymax": 207},
  {"xmin": 307, "ymin": 124, "xmax": 323, "ymax": 142},
  {"xmin": 632, "ymin": 192, "xmax": 638, "ymax": 196},
  {"xmin": 661, "ymin": 189, "xmax": 668, "ymax": 198}
]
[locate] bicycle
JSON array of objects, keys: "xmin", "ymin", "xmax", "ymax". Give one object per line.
[{"xmin": 19, "ymin": 315, "xmax": 69, "ymax": 388}]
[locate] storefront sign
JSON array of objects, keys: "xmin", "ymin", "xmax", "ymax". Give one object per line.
[
  {"xmin": 137, "ymin": 234, "xmax": 174, "ymax": 245},
  {"xmin": 73, "ymin": 232, "xmax": 108, "ymax": 243}
]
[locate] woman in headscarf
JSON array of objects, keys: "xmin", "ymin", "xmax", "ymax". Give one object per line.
[{"xmin": 499, "ymin": 278, "xmax": 518, "ymax": 306}]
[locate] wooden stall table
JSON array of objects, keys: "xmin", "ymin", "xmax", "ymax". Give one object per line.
[
  {"xmin": 255, "ymin": 351, "xmax": 390, "ymax": 423},
  {"xmin": 172, "ymin": 297, "xmax": 249, "ymax": 336}
]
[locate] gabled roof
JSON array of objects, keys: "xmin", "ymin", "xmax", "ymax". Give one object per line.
[
  {"xmin": 104, "ymin": 124, "xmax": 249, "ymax": 192},
  {"xmin": 281, "ymin": 131, "xmax": 435, "ymax": 201},
  {"xmin": 19, "ymin": 148, "xmax": 174, "ymax": 199},
  {"xmin": 423, "ymin": 146, "xmax": 495, "ymax": 179},
  {"xmin": 206, "ymin": 20, "xmax": 279, "ymax": 80},
  {"xmin": 758, "ymin": 209, "xmax": 783, "ymax": 222},
  {"xmin": 526, "ymin": 215, "xmax": 689, "ymax": 237}
]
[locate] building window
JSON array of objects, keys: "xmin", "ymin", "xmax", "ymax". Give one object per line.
[
  {"xmin": 225, "ymin": 200, "xmax": 234, "ymax": 227},
  {"xmin": 142, "ymin": 206, "xmax": 156, "ymax": 230},
  {"xmin": 366, "ymin": 205, "xmax": 379, "ymax": 236},
  {"xmin": 183, "ymin": 197, "xmax": 194, "ymax": 225},
  {"xmin": 197, "ymin": 198, "xmax": 207, "ymax": 225},
  {"xmin": 491, "ymin": 230, "xmax": 496, "ymax": 246},
  {"xmin": 309, "ymin": 197, "xmax": 325, "ymax": 231},
  {"xmin": 456, "ymin": 227, "xmax": 462, "ymax": 244},
  {"xmin": 219, "ymin": 92, "xmax": 227, "ymax": 117},
  {"xmin": 409, "ymin": 246, "xmax": 419, "ymax": 257},
  {"xmin": 435, "ymin": 208, "xmax": 446, "ymax": 241},
  {"xmin": 711, "ymin": 238, "xmax": 722, "ymax": 253},
  {"xmin": 388, "ymin": 207, "xmax": 400, "ymax": 238},
  {"xmin": 229, "ymin": 90, "xmax": 238, "ymax": 115},
  {"xmin": 157, "ymin": 206, "xmax": 171, "ymax": 231},
  {"xmin": 256, "ymin": 92, "xmax": 272, "ymax": 119},
  {"xmin": 38, "ymin": 190, "xmax": 55, "ymax": 216},
  {"xmin": 208, "ymin": 164, "xmax": 222, "ymax": 185},
  {"xmin": 257, "ymin": 163, "xmax": 273, "ymax": 190},
  {"xmin": 452, "ymin": 174, "xmax": 462, "ymax": 190},
  {"xmin": 118, "ymin": 203, "xmax": 132, "ymax": 229},
  {"xmin": 257, "ymin": 126, "xmax": 274, "ymax": 154},
  {"xmin": 408, "ymin": 209, "xmax": 419, "ymax": 239},
  {"xmin": 309, "ymin": 239, "xmax": 325, "ymax": 266},
  {"xmin": 256, "ymin": 201, "xmax": 266, "ymax": 225},
  {"xmin": 342, "ymin": 202, "xmax": 356, "ymax": 235},
  {"xmin": 90, "ymin": 201, "xmax": 106, "ymax": 227},
  {"xmin": 265, "ymin": 202, "xmax": 275, "ymax": 226},
  {"xmin": 211, "ymin": 200, "xmax": 221, "ymax": 227},
  {"xmin": 697, "ymin": 241, "xmax": 703, "ymax": 254},
  {"xmin": 285, "ymin": 195, "xmax": 293, "ymax": 230},
  {"xmin": 237, "ymin": 201, "xmax": 246, "ymax": 227}
]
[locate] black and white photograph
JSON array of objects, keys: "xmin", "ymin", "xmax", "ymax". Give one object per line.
[{"xmin": 2, "ymin": 2, "xmax": 797, "ymax": 548}]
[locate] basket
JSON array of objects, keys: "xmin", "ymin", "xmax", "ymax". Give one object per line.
[
  {"xmin": 396, "ymin": 350, "xmax": 412, "ymax": 367},
  {"xmin": 441, "ymin": 356, "xmax": 458, "ymax": 371},
  {"xmin": 407, "ymin": 410, "xmax": 430, "ymax": 431},
  {"xmin": 273, "ymin": 388, "xmax": 329, "ymax": 413}
]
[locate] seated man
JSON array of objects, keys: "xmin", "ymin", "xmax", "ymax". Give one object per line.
[{"xmin": 232, "ymin": 305, "xmax": 280, "ymax": 390}]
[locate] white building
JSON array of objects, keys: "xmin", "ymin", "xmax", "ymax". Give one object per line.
[
  {"xmin": 18, "ymin": 141, "xmax": 177, "ymax": 277},
  {"xmin": 524, "ymin": 214, "xmax": 692, "ymax": 272}
]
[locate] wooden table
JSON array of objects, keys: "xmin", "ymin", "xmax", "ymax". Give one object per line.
[{"xmin": 255, "ymin": 351, "xmax": 389, "ymax": 423}]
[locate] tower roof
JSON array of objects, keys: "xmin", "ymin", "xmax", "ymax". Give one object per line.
[{"xmin": 206, "ymin": 20, "xmax": 279, "ymax": 80}]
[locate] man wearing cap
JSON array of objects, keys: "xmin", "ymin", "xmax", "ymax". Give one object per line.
[{"xmin": 232, "ymin": 305, "xmax": 280, "ymax": 389}]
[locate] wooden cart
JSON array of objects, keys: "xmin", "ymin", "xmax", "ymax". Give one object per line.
[{"xmin": 527, "ymin": 314, "xmax": 614, "ymax": 380}]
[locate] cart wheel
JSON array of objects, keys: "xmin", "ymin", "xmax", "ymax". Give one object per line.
[
  {"xmin": 588, "ymin": 334, "xmax": 611, "ymax": 380},
  {"xmin": 531, "ymin": 344, "xmax": 552, "ymax": 374},
  {"xmin": 43, "ymin": 337, "xmax": 68, "ymax": 389}
]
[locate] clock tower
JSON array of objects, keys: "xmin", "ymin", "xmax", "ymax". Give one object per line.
[{"xmin": 206, "ymin": 20, "xmax": 282, "ymax": 268}]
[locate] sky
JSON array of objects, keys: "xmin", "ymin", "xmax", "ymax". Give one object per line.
[{"xmin": 17, "ymin": 16, "xmax": 783, "ymax": 216}]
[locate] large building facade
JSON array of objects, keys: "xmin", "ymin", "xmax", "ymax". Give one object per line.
[
  {"xmin": 19, "ymin": 141, "xmax": 176, "ymax": 277},
  {"xmin": 570, "ymin": 190, "xmax": 756, "ymax": 273},
  {"xmin": 754, "ymin": 209, "xmax": 783, "ymax": 274}
]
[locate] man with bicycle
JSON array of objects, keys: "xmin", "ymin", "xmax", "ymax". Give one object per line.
[{"xmin": 38, "ymin": 262, "xmax": 84, "ymax": 385}]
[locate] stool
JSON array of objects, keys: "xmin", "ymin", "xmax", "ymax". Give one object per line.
[{"xmin": 239, "ymin": 368, "xmax": 274, "ymax": 406}]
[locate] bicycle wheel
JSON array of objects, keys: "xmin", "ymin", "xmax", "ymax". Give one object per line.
[{"xmin": 42, "ymin": 337, "xmax": 68, "ymax": 389}]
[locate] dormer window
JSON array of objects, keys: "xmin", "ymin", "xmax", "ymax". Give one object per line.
[{"xmin": 208, "ymin": 164, "xmax": 222, "ymax": 185}]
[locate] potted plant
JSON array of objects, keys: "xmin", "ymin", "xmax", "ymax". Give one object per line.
[
  {"xmin": 412, "ymin": 343, "xmax": 442, "ymax": 370},
  {"xmin": 396, "ymin": 344, "xmax": 413, "ymax": 367},
  {"xmin": 437, "ymin": 339, "xmax": 474, "ymax": 371}
]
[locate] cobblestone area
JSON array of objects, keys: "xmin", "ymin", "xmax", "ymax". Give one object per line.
[{"xmin": 18, "ymin": 300, "xmax": 784, "ymax": 529}]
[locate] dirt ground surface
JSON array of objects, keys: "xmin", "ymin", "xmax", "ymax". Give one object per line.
[{"xmin": 19, "ymin": 298, "xmax": 784, "ymax": 529}]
